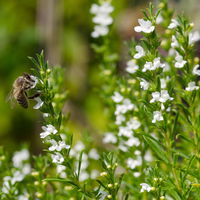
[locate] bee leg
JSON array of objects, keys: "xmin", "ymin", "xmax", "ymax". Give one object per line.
[{"xmin": 28, "ymin": 93, "xmax": 41, "ymax": 99}]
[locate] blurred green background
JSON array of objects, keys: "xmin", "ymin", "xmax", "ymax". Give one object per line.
[{"xmin": 0, "ymin": 0, "xmax": 199, "ymax": 153}]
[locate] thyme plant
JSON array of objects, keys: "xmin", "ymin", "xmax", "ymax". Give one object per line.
[{"xmin": 1, "ymin": 0, "xmax": 200, "ymax": 199}]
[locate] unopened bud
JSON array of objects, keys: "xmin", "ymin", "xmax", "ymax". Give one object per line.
[
  {"xmin": 107, "ymin": 184, "xmax": 113, "ymax": 188},
  {"xmin": 36, "ymin": 192, "xmax": 42, "ymax": 198},
  {"xmin": 160, "ymin": 196, "xmax": 165, "ymax": 200},
  {"xmin": 34, "ymin": 181, "xmax": 40, "ymax": 186},
  {"xmin": 31, "ymin": 171, "xmax": 39, "ymax": 177},
  {"xmin": 151, "ymin": 187, "xmax": 156, "ymax": 191},
  {"xmin": 107, "ymin": 195, "xmax": 112, "ymax": 199},
  {"xmin": 100, "ymin": 172, "xmax": 107, "ymax": 177}
]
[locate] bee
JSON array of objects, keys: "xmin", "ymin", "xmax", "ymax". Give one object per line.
[{"xmin": 9, "ymin": 73, "xmax": 39, "ymax": 108}]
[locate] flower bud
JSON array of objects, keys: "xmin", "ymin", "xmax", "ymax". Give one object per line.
[
  {"xmin": 107, "ymin": 195, "xmax": 112, "ymax": 199},
  {"xmin": 65, "ymin": 186, "xmax": 73, "ymax": 190},
  {"xmin": 31, "ymin": 171, "xmax": 39, "ymax": 177},
  {"xmin": 107, "ymin": 183, "xmax": 113, "ymax": 188},
  {"xmin": 158, "ymin": 2, "xmax": 165, "ymax": 8},
  {"xmin": 153, "ymin": 178, "xmax": 158, "ymax": 182},
  {"xmin": 107, "ymin": 165, "xmax": 112, "ymax": 169},
  {"xmin": 0, "ymin": 155, "xmax": 5, "ymax": 161},
  {"xmin": 42, "ymin": 181, "xmax": 47, "ymax": 186},
  {"xmin": 151, "ymin": 187, "xmax": 156, "ymax": 191},
  {"xmin": 36, "ymin": 192, "xmax": 42, "ymax": 198},
  {"xmin": 194, "ymin": 57, "xmax": 199, "ymax": 64},
  {"xmin": 160, "ymin": 196, "xmax": 165, "ymax": 200},
  {"xmin": 34, "ymin": 181, "xmax": 40, "ymax": 186},
  {"xmin": 103, "ymin": 70, "xmax": 112, "ymax": 76},
  {"xmin": 100, "ymin": 172, "xmax": 108, "ymax": 177}
]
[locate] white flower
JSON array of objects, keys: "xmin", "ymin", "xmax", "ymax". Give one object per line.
[
  {"xmin": 168, "ymin": 19, "xmax": 179, "ymax": 29},
  {"xmin": 135, "ymin": 150, "xmax": 141, "ymax": 155},
  {"xmin": 160, "ymin": 78, "xmax": 166, "ymax": 89},
  {"xmin": 133, "ymin": 172, "xmax": 141, "ymax": 177},
  {"xmin": 119, "ymin": 144, "xmax": 128, "ymax": 152},
  {"xmin": 91, "ymin": 25, "xmax": 109, "ymax": 38},
  {"xmin": 152, "ymin": 111, "xmax": 164, "ymax": 123},
  {"xmin": 12, "ymin": 171, "xmax": 25, "ymax": 183},
  {"xmin": 143, "ymin": 57, "xmax": 164, "ymax": 72},
  {"xmin": 192, "ymin": 64, "xmax": 200, "ymax": 76},
  {"xmin": 40, "ymin": 124, "xmax": 58, "ymax": 139},
  {"xmin": 171, "ymin": 35, "xmax": 179, "ymax": 48},
  {"xmin": 103, "ymin": 133, "xmax": 117, "ymax": 144},
  {"xmin": 112, "ymin": 92, "xmax": 123, "ymax": 103},
  {"xmin": 126, "ymin": 60, "xmax": 139, "ymax": 74},
  {"xmin": 156, "ymin": 14, "xmax": 163, "ymax": 24},
  {"xmin": 74, "ymin": 141, "xmax": 85, "ymax": 152},
  {"xmin": 150, "ymin": 90, "xmax": 173, "ymax": 103},
  {"xmin": 134, "ymin": 19, "xmax": 155, "ymax": 33},
  {"xmin": 159, "ymin": 90, "xmax": 173, "ymax": 103},
  {"xmin": 30, "ymin": 75, "xmax": 38, "ymax": 89},
  {"xmin": 18, "ymin": 194, "xmax": 29, "ymax": 200},
  {"xmin": 22, "ymin": 164, "xmax": 31, "ymax": 175},
  {"xmin": 12, "ymin": 149, "xmax": 29, "ymax": 168},
  {"xmin": 43, "ymin": 113, "xmax": 49, "ymax": 118},
  {"xmin": 125, "ymin": 137, "xmax": 140, "ymax": 147},
  {"xmin": 33, "ymin": 97, "xmax": 44, "ymax": 109},
  {"xmin": 140, "ymin": 79, "xmax": 149, "ymax": 90},
  {"xmin": 134, "ymin": 45, "xmax": 145, "ymax": 59},
  {"xmin": 140, "ymin": 183, "xmax": 152, "ymax": 192},
  {"xmin": 189, "ymin": 31, "xmax": 200, "ymax": 45},
  {"xmin": 90, "ymin": 2, "xmax": 113, "ymax": 38},
  {"xmin": 115, "ymin": 99, "xmax": 135, "ymax": 115},
  {"xmin": 118, "ymin": 126, "xmax": 133, "ymax": 137},
  {"xmin": 127, "ymin": 118, "xmax": 141, "ymax": 130},
  {"xmin": 144, "ymin": 150, "xmax": 153, "ymax": 162},
  {"xmin": 88, "ymin": 148, "xmax": 100, "ymax": 160},
  {"xmin": 51, "ymin": 153, "xmax": 64, "ymax": 164},
  {"xmin": 56, "ymin": 165, "xmax": 66, "ymax": 174},
  {"xmin": 175, "ymin": 53, "xmax": 187, "ymax": 68},
  {"xmin": 49, "ymin": 140, "xmax": 70, "ymax": 152},
  {"xmin": 127, "ymin": 156, "xmax": 142, "ymax": 169},
  {"xmin": 90, "ymin": 170, "xmax": 99, "ymax": 179},
  {"xmin": 185, "ymin": 82, "xmax": 199, "ymax": 91},
  {"xmin": 79, "ymin": 171, "xmax": 89, "ymax": 182},
  {"xmin": 115, "ymin": 114, "xmax": 125, "ymax": 125}
]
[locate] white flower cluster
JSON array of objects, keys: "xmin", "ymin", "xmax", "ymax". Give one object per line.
[
  {"xmin": 39, "ymin": 123, "xmax": 70, "ymax": 177},
  {"xmin": 2, "ymin": 149, "xmax": 31, "ymax": 196},
  {"xmin": 140, "ymin": 183, "xmax": 152, "ymax": 193},
  {"xmin": 90, "ymin": 1, "xmax": 114, "ymax": 38}
]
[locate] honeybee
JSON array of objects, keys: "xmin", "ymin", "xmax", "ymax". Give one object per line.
[{"xmin": 9, "ymin": 73, "xmax": 39, "ymax": 108}]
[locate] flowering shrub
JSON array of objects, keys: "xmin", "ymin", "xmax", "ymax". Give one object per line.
[{"xmin": 1, "ymin": 0, "xmax": 200, "ymax": 199}]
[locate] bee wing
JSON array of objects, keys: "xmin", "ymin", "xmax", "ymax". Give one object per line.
[{"xmin": 6, "ymin": 88, "xmax": 16, "ymax": 109}]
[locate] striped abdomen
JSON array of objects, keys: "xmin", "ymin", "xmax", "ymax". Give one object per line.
[{"xmin": 16, "ymin": 91, "xmax": 28, "ymax": 108}]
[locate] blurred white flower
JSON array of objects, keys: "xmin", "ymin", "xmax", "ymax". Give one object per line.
[
  {"xmin": 112, "ymin": 92, "xmax": 123, "ymax": 103},
  {"xmin": 126, "ymin": 60, "xmax": 139, "ymax": 74},
  {"xmin": 33, "ymin": 97, "xmax": 44, "ymax": 109},
  {"xmin": 175, "ymin": 53, "xmax": 187, "ymax": 68},
  {"xmin": 140, "ymin": 183, "xmax": 152, "ymax": 192},
  {"xmin": 43, "ymin": 113, "xmax": 49, "ymax": 118},
  {"xmin": 189, "ymin": 31, "xmax": 200, "ymax": 45},
  {"xmin": 152, "ymin": 111, "xmax": 163, "ymax": 123},
  {"xmin": 18, "ymin": 194, "xmax": 29, "ymax": 200},
  {"xmin": 134, "ymin": 19, "xmax": 155, "ymax": 33},
  {"xmin": 51, "ymin": 153, "xmax": 64, "ymax": 164},
  {"xmin": 79, "ymin": 171, "xmax": 89, "ymax": 182},
  {"xmin": 192, "ymin": 64, "xmax": 200, "ymax": 76},
  {"xmin": 40, "ymin": 124, "xmax": 57, "ymax": 139},
  {"xmin": 144, "ymin": 150, "xmax": 153, "ymax": 162},
  {"xmin": 90, "ymin": 170, "xmax": 99, "ymax": 179},
  {"xmin": 134, "ymin": 45, "xmax": 145, "ymax": 59},
  {"xmin": 185, "ymin": 82, "xmax": 199, "ymax": 91},
  {"xmin": 134, "ymin": 172, "xmax": 141, "ymax": 177},
  {"xmin": 74, "ymin": 141, "xmax": 85, "ymax": 152},
  {"xmin": 160, "ymin": 78, "xmax": 166, "ymax": 89},
  {"xmin": 125, "ymin": 137, "xmax": 140, "ymax": 147},
  {"xmin": 90, "ymin": 2, "xmax": 113, "ymax": 38},
  {"xmin": 115, "ymin": 99, "xmax": 135, "ymax": 115},
  {"xmin": 168, "ymin": 19, "xmax": 179, "ymax": 29},
  {"xmin": 140, "ymin": 79, "xmax": 149, "ymax": 90},
  {"xmin": 127, "ymin": 118, "xmax": 141, "ymax": 130},
  {"xmin": 118, "ymin": 126, "xmax": 133, "ymax": 137},
  {"xmin": 115, "ymin": 114, "xmax": 126, "ymax": 125},
  {"xmin": 49, "ymin": 140, "xmax": 70, "ymax": 151},
  {"xmin": 12, "ymin": 149, "xmax": 29, "ymax": 168},
  {"xmin": 127, "ymin": 156, "xmax": 142, "ymax": 169},
  {"xmin": 88, "ymin": 148, "xmax": 100, "ymax": 160},
  {"xmin": 156, "ymin": 14, "xmax": 163, "ymax": 24},
  {"xmin": 171, "ymin": 35, "xmax": 179, "ymax": 48},
  {"xmin": 103, "ymin": 133, "xmax": 117, "ymax": 144}
]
